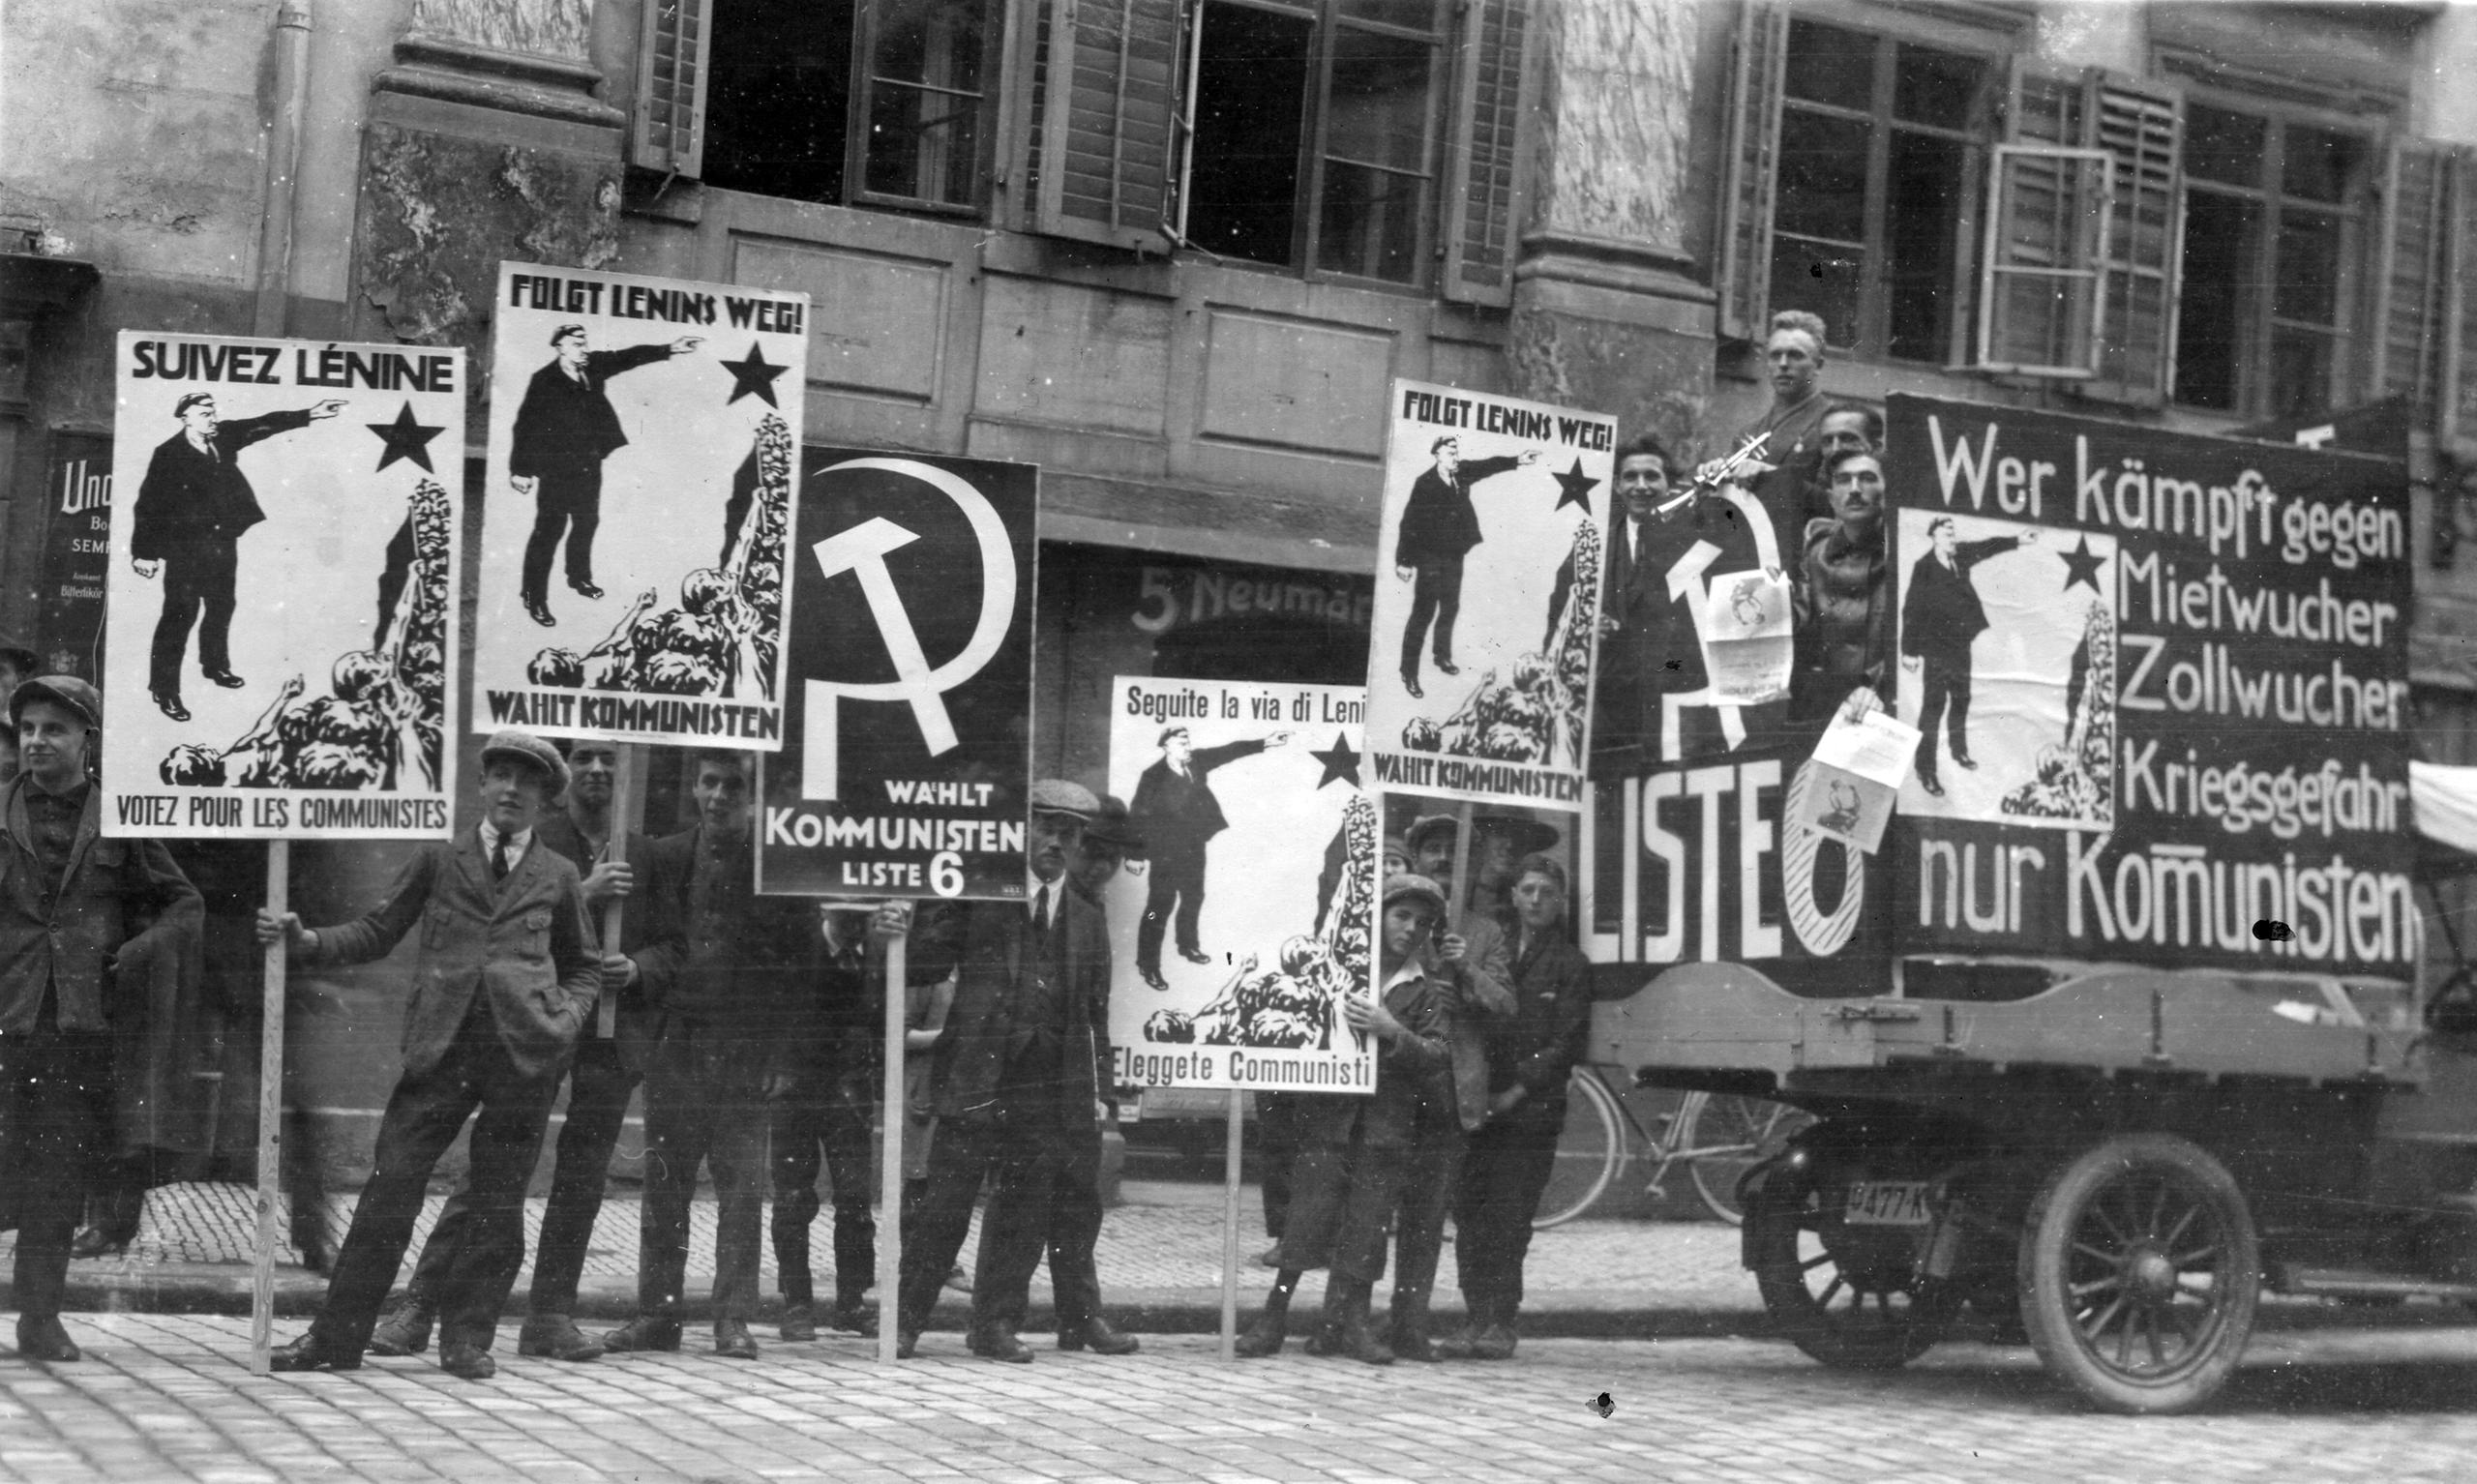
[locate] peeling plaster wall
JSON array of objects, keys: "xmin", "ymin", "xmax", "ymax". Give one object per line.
[{"xmin": 1530, "ymin": 0, "xmax": 1697, "ymax": 253}]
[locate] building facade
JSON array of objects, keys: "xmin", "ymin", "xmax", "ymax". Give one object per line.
[{"xmin": 5, "ymin": 0, "xmax": 2475, "ymax": 1169}]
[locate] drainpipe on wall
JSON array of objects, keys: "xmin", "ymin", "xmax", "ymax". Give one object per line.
[{"xmin": 254, "ymin": 0, "xmax": 313, "ymax": 337}]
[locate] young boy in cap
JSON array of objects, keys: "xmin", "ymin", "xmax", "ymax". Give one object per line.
[
  {"xmin": 887, "ymin": 779, "xmax": 1137, "ymax": 1361},
  {"xmin": 259, "ymin": 729, "xmax": 600, "ymax": 1380},
  {"xmin": 0, "ymin": 676, "xmax": 201, "ymax": 1362},
  {"xmin": 1234, "ymin": 872, "xmax": 1456, "ymax": 1365}
]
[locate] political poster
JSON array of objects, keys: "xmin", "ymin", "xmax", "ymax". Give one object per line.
[
  {"xmin": 1103, "ymin": 676, "xmax": 1380, "ymax": 1094},
  {"xmin": 1887, "ymin": 395, "xmax": 2415, "ymax": 976},
  {"xmin": 472, "ymin": 263, "xmax": 810, "ymax": 749},
  {"xmin": 757, "ymin": 450, "xmax": 1037, "ymax": 900},
  {"xmin": 101, "ymin": 331, "xmax": 463, "ymax": 839},
  {"xmin": 1366, "ymin": 379, "xmax": 1616, "ymax": 814},
  {"xmin": 39, "ymin": 432, "xmax": 112, "ymax": 679}
]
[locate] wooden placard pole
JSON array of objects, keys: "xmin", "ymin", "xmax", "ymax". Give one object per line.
[
  {"xmin": 250, "ymin": 840, "xmax": 288, "ymax": 1377},
  {"xmin": 877, "ymin": 929, "xmax": 907, "ymax": 1363},
  {"xmin": 1220, "ymin": 1088, "xmax": 1243, "ymax": 1360},
  {"xmin": 598, "ymin": 746, "xmax": 642, "ymax": 1038},
  {"xmin": 1447, "ymin": 800, "xmax": 1477, "ymax": 933}
]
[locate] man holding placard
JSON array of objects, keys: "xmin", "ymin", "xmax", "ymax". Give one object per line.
[{"xmin": 258, "ymin": 732, "xmax": 599, "ymax": 1380}]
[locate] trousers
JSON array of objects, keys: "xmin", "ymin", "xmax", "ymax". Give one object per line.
[
  {"xmin": 1913, "ymin": 652, "xmax": 1973, "ymax": 774},
  {"xmin": 310, "ymin": 1003, "xmax": 562, "ymax": 1352},
  {"xmin": 638, "ymin": 1021, "xmax": 767, "ymax": 1323},
  {"xmin": 1452, "ymin": 1115, "xmax": 1560, "ymax": 1310},
  {"xmin": 768, "ymin": 1054, "xmax": 877, "ymax": 1310},
  {"xmin": 405, "ymin": 1035, "xmax": 640, "ymax": 1317},
  {"xmin": 1399, "ymin": 556, "xmax": 1466, "ymax": 676},
  {"xmin": 149, "ymin": 538, "xmax": 240, "ymax": 696},
  {"xmin": 898, "ymin": 1102, "xmax": 1106, "ymax": 1335},
  {"xmin": 2, "ymin": 1012, "xmax": 114, "ymax": 1321},
  {"xmin": 521, "ymin": 467, "xmax": 604, "ymax": 603}
]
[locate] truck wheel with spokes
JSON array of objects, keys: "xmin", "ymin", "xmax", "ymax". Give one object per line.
[
  {"xmin": 1745, "ymin": 1163, "xmax": 1955, "ymax": 1370},
  {"xmin": 2018, "ymin": 1134, "xmax": 2259, "ymax": 1415}
]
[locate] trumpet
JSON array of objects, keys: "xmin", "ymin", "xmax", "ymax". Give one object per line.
[{"xmin": 1656, "ymin": 430, "xmax": 1774, "ymax": 521}]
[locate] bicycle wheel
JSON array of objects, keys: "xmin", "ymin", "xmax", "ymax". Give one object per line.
[
  {"xmin": 1681, "ymin": 1094, "xmax": 1816, "ymax": 1225},
  {"xmin": 1533, "ymin": 1069, "xmax": 1626, "ymax": 1229}
]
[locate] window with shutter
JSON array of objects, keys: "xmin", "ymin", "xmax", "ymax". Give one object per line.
[
  {"xmin": 1716, "ymin": 0, "xmax": 1787, "ymax": 343},
  {"xmin": 1439, "ymin": 0, "xmax": 1536, "ymax": 308},
  {"xmin": 2451, "ymin": 153, "xmax": 2477, "ymax": 449},
  {"xmin": 1030, "ymin": 0, "xmax": 1186, "ymax": 250},
  {"xmin": 633, "ymin": 0, "xmax": 712, "ymax": 178},
  {"xmin": 1976, "ymin": 143, "xmax": 2110, "ymax": 377},
  {"xmin": 2375, "ymin": 140, "xmax": 2452, "ymax": 421}
]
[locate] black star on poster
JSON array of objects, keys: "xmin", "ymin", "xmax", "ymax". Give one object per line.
[
  {"xmin": 720, "ymin": 342, "xmax": 787, "ymax": 407},
  {"xmin": 1309, "ymin": 732, "xmax": 1362, "ymax": 788},
  {"xmin": 1551, "ymin": 457, "xmax": 1600, "ymax": 513},
  {"xmin": 2060, "ymin": 534, "xmax": 2104, "ymax": 593},
  {"xmin": 368, "ymin": 401, "xmax": 445, "ymax": 473}
]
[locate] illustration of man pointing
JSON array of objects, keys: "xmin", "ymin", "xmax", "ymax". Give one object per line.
[
  {"xmin": 1900, "ymin": 517, "xmax": 2036, "ymax": 796},
  {"xmin": 1129, "ymin": 726, "xmax": 1289, "ymax": 991},
  {"xmin": 132, "ymin": 391, "xmax": 347, "ymax": 723},
  {"xmin": 1392, "ymin": 436, "xmax": 1539, "ymax": 698},
  {"xmin": 510, "ymin": 324, "xmax": 702, "ymax": 628}
]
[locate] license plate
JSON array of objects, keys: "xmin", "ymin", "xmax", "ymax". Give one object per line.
[{"xmin": 1844, "ymin": 1180, "xmax": 1932, "ymax": 1227}]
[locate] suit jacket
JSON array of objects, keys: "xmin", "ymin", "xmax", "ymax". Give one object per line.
[
  {"xmin": 1584, "ymin": 511, "xmax": 1672, "ymax": 757},
  {"xmin": 129, "ymin": 410, "xmax": 314, "ymax": 561},
  {"xmin": 308, "ymin": 829, "xmax": 600, "ymax": 1083},
  {"xmin": 508, "ymin": 345, "xmax": 673, "ymax": 480},
  {"xmin": 1394, "ymin": 456, "xmax": 1524, "ymax": 568},
  {"xmin": 1485, "ymin": 929, "xmax": 1593, "ymax": 1130},
  {"xmin": 910, "ymin": 891, "xmax": 1110, "ymax": 1122},
  {"xmin": 1900, "ymin": 537, "xmax": 2023, "ymax": 663},
  {"xmin": 1129, "ymin": 739, "xmax": 1265, "ymax": 859},
  {"xmin": 0, "ymin": 780, "xmax": 201, "ymax": 1036},
  {"xmin": 626, "ymin": 825, "xmax": 813, "ymax": 1040}
]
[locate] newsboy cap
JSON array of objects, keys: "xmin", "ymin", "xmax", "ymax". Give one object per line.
[
  {"xmin": 1382, "ymin": 872, "xmax": 1447, "ymax": 918},
  {"xmin": 481, "ymin": 729, "xmax": 570, "ymax": 798},
  {"xmin": 1405, "ymin": 813, "xmax": 1460, "ymax": 855},
  {"xmin": 1084, "ymin": 794, "xmax": 1147, "ymax": 857},
  {"xmin": 1029, "ymin": 778, "xmax": 1100, "ymax": 818},
  {"xmin": 11, "ymin": 675, "xmax": 101, "ymax": 730}
]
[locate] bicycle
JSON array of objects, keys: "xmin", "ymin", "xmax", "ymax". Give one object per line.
[{"xmin": 1531, "ymin": 1063, "xmax": 1814, "ymax": 1229}]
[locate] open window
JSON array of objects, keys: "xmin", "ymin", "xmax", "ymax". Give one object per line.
[{"xmin": 1975, "ymin": 145, "xmax": 2111, "ymax": 378}]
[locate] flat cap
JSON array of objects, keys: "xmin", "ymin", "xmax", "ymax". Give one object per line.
[
  {"xmin": 1474, "ymin": 812, "xmax": 1563, "ymax": 858},
  {"xmin": 1084, "ymin": 794, "xmax": 1147, "ymax": 856},
  {"xmin": 481, "ymin": 728, "xmax": 570, "ymax": 798},
  {"xmin": 1029, "ymin": 778, "xmax": 1100, "ymax": 818},
  {"xmin": 1382, "ymin": 872, "xmax": 1447, "ymax": 917},
  {"xmin": 11, "ymin": 674, "xmax": 100, "ymax": 730},
  {"xmin": 1405, "ymin": 813, "xmax": 1459, "ymax": 854}
]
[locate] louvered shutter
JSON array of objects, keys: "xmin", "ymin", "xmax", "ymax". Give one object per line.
[
  {"xmin": 2373, "ymin": 140, "xmax": 2452, "ymax": 421},
  {"xmin": 1030, "ymin": 0, "xmax": 1184, "ymax": 250},
  {"xmin": 1715, "ymin": 0, "xmax": 1788, "ymax": 342},
  {"xmin": 2449, "ymin": 153, "xmax": 2477, "ymax": 449},
  {"xmin": 2082, "ymin": 73, "xmax": 2181, "ymax": 404},
  {"xmin": 1439, "ymin": 0, "xmax": 1537, "ymax": 307},
  {"xmin": 632, "ymin": 0, "xmax": 711, "ymax": 177}
]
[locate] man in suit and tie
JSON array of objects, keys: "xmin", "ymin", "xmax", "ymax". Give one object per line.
[
  {"xmin": 509, "ymin": 324, "xmax": 702, "ymax": 628},
  {"xmin": 889, "ymin": 780, "xmax": 1138, "ymax": 1362},
  {"xmin": 258, "ymin": 731, "xmax": 600, "ymax": 1380},
  {"xmin": 1393, "ymin": 436, "xmax": 1541, "ymax": 697},
  {"xmin": 131, "ymin": 392, "xmax": 347, "ymax": 723},
  {"xmin": 1577, "ymin": 433, "xmax": 1685, "ymax": 768},
  {"xmin": 1900, "ymin": 518, "xmax": 2037, "ymax": 796},
  {"xmin": 1128, "ymin": 726, "xmax": 1289, "ymax": 992}
]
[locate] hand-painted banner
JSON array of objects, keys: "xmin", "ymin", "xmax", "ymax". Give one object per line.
[
  {"xmin": 757, "ymin": 451, "xmax": 1036, "ymax": 900},
  {"xmin": 1103, "ymin": 676, "xmax": 1378, "ymax": 1093},
  {"xmin": 473, "ymin": 262, "xmax": 809, "ymax": 749},
  {"xmin": 1365, "ymin": 379, "xmax": 1615, "ymax": 813},
  {"xmin": 1887, "ymin": 395, "xmax": 2413, "ymax": 975},
  {"xmin": 102, "ymin": 332, "xmax": 463, "ymax": 838}
]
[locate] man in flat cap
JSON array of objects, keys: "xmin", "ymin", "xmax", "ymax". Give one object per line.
[
  {"xmin": 510, "ymin": 323, "xmax": 703, "ymax": 628},
  {"xmin": 259, "ymin": 729, "xmax": 600, "ymax": 1380},
  {"xmin": 889, "ymin": 779, "xmax": 1137, "ymax": 1361},
  {"xmin": 600, "ymin": 750, "xmax": 815, "ymax": 1362},
  {"xmin": 0, "ymin": 677, "xmax": 200, "ymax": 1362},
  {"xmin": 131, "ymin": 392, "xmax": 347, "ymax": 722}
]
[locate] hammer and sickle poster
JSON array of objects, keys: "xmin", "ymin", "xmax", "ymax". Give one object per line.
[
  {"xmin": 756, "ymin": 450, "xmax": 1039, "ymax": 900},
  {"xmin": 470, "ymin": 262, "xmax": 811, "ymax": 750}
]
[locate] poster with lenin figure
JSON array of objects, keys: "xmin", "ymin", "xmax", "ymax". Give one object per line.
[
  {"xmin": 472, "ymin": 262, "xmax": 811, "ymax": 750},
  {"xmin": 101, "ymin": 331, "xmax": 464, "ymax": 839},
  {"xmin": 1365, "ymin": 379, "xmax": 1616, "ymax": 815}
]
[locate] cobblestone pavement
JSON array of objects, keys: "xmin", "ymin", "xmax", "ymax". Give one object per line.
[{"xmin": 1, "ymin": 1316, "xmax": 2474, "ymax": 1484}]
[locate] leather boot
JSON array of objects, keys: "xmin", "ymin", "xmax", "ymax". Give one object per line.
[
  {"xmin": 367, "ymin": 1285, "xmax": 437, "ymax": 1357},
  {"xmin": 830, "ymin": 1288, "xmax": 879, "ymax": 1337},
  {"xmin": 1436, "ymin": 1293, "xmax": 1489, "ymax": 1360},
  {"xmin": 1388, "ymin": 1291, "xmax": 1439, "ymax": 1363},
  {"xmin": 778, "ymin": 1302, "xmax": 818, "ymax": 1343},
  {"xmin": 15, "ymin": 1315, "xmax": 81, "ymax": 1363},
  {"xmin": 1234, "ymin": 1293, "xmax": 1290, "ymax": 1359},
  {"xmin": 1326, "ymin": 1277, "xmax": 1392, "ymax": 1366},
  {"xmin": 1472, "ymin": 1298, "xmax": 1518, "ymax": 1360},
  {"xmin": 600, "ymin": 1316, "xmax": 683, "ymax": 1353},
  {"xmin": 517, "ymin": 1314, "xmax": 607, "ymax": 1361}
]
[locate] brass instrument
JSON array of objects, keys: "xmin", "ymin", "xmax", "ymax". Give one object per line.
[{"xmin": 1655, "ymin": 430, "xmax": 1773, "ymax": 520}]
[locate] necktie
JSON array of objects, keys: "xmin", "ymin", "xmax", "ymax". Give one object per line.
[
  {"xmin": 491, "ymin": 840, "xmax": 511, "ymax": 881},
  {"xmin": 1030, "ymin": 884, "xmax": 1050, "ymax": 941}
]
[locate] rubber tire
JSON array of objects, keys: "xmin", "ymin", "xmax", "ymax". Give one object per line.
[
  {"xmin": 2018, "ymin": 1134, "xmax": 2259, "ymax": 1416},
  {"xmin": 1684, "ymin": 1095, "xmax": 1819, "ymax": 1226},
  {"xmin": 1745, "ymin": 1164, "xmax": 1955, "ymax": 1371},
  {"xmin": 1533, "ymin": 1070, "xmax": 1625, "ymax": 1230}
]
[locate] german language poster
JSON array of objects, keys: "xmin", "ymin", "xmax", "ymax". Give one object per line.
[
  {"xmin": 102, "ymin": 331, "xmax": 463, "ymax": 838},
  {"xmin": 1104, "ymin": 675, "xmax": 1379, "ymax": 1094},
  {"xmin": 1888, "ymin": 395, "xmax": 2413, "ymax": 975},
  {"xmin": 472, "ymin": 262, "xmax": 809, "ymax": 749},
  {"xmin": 757, "ymin": 451, "xmax": 1037, "ymax": 900},
  {"xmin": 1365, "ymin": 379, "xmax": 1615, "ymax": 814}
]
